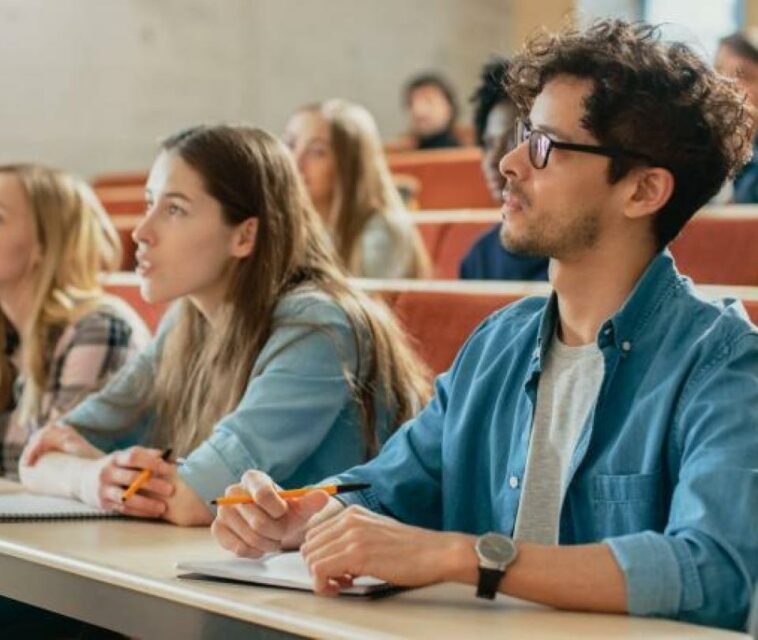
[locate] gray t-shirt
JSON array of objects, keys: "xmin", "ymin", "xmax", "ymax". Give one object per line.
[{"xmin": 513, "ymin": 333, "xmax": 605, "ymax": 544}]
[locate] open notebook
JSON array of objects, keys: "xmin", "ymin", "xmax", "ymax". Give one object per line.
[
  {"xmin": 177, "ymin": 551, "xmax": 392, "ymax": 596},
  {"xmin": 0, "ymin": 492, "xmax": 121, "ymax": 521}
]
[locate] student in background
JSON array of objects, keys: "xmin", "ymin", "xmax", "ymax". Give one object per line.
[
  {"xmin": 20, "ymin": 125, "xmax": 431, "ymax": 526},
  {"xmin": 715, "ymin": 30, "xmax": 758, "ymax": 203},
  {"xmin": 212, "ymin": 21, "xmax": 757, "ymax": 631},
  {"xmin": 401, "ymin": 72, "xmax": 463, "ymax": 150},
  {"xmin": 284, "ymin": 100, "xmax": 431, "ymax": 278},
  {"xmin": 460, "ymin": 58, "xmax": 550, "ymax": 280},
  {"xmin": 0, "ymin": 165, "xmax": 149, "ymax": 480}
]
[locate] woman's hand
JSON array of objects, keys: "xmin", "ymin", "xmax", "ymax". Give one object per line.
[
  {"xmin": 21, "ymin": 423, "xmax": 104, "ymax": 467},
  {"xmin": 78, "ymin": 446, "xmax": 175, "ymax": 517}
]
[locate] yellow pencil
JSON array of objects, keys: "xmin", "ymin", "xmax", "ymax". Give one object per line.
[
  {"xmin": 211, "ymin": 482, "xmax": 370, "ymax": 506},
  {"xmin": 121, "ymin": 448, "xmax": 172, "ymax": 502}
]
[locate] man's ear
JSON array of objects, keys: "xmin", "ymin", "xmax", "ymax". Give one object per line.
[
  {"xmin": 624, "ymin": 167, "xmax": 675, "ymax": 220},
  {"xmin": 230, "ymin": 217, "xmax": 258, "ymax": 258}
]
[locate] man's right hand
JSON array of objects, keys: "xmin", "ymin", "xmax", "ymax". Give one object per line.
[{"xmin": 211, "ymin": 470, "xmax": 343, "ymax": 558}]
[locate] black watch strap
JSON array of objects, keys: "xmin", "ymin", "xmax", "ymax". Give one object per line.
[{"xmin": 476, "ymin": 567, "xmax": 504, "ymax": 600}]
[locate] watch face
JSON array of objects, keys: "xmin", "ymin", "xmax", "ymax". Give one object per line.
[{"xmin": 478, "ymin": 533, "xmax": 516, "ymax": 564}]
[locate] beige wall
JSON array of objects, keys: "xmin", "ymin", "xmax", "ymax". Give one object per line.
[
  {"xmin": 508, "ymin": 0, "xmax": 574, "ymax": 49},
  {"xmin": 747, "ymin": 0, "xmax": 758, "ymax": 28},
  {"xmin": 0, "ymin": 0, "xmax": 513, "ymax": 177}
]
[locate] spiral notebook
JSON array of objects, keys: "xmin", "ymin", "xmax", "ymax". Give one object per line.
[
  {"xmin": 0, "ymin": 492, "xmax": 121, "ymax": 521},
  {"xmin": 177, "ymin": 552, "xmax": 392, "ymax": 596}
]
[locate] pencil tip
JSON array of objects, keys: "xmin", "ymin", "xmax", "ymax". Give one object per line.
[{"xmin": 209, "ymin": 500, "xmax": 218, "ymax": 505}]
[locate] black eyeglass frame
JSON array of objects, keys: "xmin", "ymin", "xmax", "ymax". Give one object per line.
[{"xmin": 516, "ymin": 119, "xmax": 653, "ymax": 170}]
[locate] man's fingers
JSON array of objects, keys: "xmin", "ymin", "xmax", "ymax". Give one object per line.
[
  {"xmin": 212, "ymin": 520, "xmax": 265, "ymax": 559},
  {"xmin": 289, "ymin": 490, "xmax": 330, "ymax": 524},
  {"xmin": 220, "ymin": 506, "xmax": 281, "ymax": 555},
  {"xmin": 240, "ymin": 471, "xmax": 287, "ymax": 519},
  {"xmin": 234, "ymin": 502, "xmax": 289, "ymax": 541}
]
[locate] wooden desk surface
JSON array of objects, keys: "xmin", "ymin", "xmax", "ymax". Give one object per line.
[{"xmin": 0, "ymin": 481, "xmax": 747, "ymax": 639}]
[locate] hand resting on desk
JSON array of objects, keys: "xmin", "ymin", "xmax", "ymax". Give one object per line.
[
  {"xmin": 20, "ymin": 427, "xmax": 212, "ymax": 526},
  {"xmin": 211, "ymin": 470, "xmax": 474, "ymax": 596}
]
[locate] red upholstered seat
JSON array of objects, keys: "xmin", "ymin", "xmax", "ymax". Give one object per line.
[
  {"xmin": 387, "ymin": 148, "xmax": 492, "ymax": 209},
  {"xmin": 669, "ymin": 209, "xmax": 758, "ymax": 285}
]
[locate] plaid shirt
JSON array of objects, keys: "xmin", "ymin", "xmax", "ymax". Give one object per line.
[{"xmin": 0, "ymin": 307, "xmax": 149, "ymax": 479}]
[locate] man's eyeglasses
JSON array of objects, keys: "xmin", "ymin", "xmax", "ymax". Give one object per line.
[{"xmin": 515, "ymin": 120, "xmax": 652, "ymax": 170}]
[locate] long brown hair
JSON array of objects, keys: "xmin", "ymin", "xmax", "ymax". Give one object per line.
[
  {"xmin": 0, "ymin": 165, "xmax": 122, "ymax": 422},
  {"xmin": 298, "ymin": 100, "xmax": 431, "ymax": 278},
  {"xmin": 152, "ymin": 126, "xmax": 431, "ymax": 458}
]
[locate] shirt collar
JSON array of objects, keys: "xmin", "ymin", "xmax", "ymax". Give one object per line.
[{"xmin": 534, "ymin": 250, "xmax": 679, "ymax": 359}]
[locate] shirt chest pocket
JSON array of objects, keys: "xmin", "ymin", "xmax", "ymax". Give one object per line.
[{"xmin": 591, "ymin": 472, "xmax": 666, "ymax": 538}]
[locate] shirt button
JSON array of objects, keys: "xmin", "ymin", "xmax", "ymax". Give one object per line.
[
  {"xmin": 621, "ymin": 340, "xmax": 632, "ymax": 352},
  {"xmin": 509, "ymin": 475, "xmax": 519, "ymax": 489}
]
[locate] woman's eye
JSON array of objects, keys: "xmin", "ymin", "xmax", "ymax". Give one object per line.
[
  {"xmin": 167, "ymin": 203, "xmax": 186, "ymax": 216},
  {"xmin": 307, "ymin": 145, "xmax": 329, "ymax": 158}
]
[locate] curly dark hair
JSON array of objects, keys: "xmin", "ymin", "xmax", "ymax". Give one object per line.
[
  {"xmin": 506, "ymin": 19, "xmax": 755, "ymax": 249},
  {"xmin": 470, "ymin": 57, "xmax": 512, "ymax": 145}
]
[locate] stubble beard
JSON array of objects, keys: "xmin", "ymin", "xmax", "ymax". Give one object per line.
[{"xmin": 500, "ymin": 204, "xmax": 602, "ymax": 258}]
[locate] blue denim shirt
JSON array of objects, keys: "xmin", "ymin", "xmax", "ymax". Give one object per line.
[
  {"xmin": 335, "ymin": 251, "xmax": 758, "ymax": 630},
  {"xmin": 734, "ymin": 137, "xmax": 758, "ymax": 204},
  {"xmin": 64, "ymin": 289, "xmax": 392, "ymax": 505}
]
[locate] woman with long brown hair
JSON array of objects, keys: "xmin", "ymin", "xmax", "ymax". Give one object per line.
[
  {"xmin": 21, "ymin": 125, "xmax": 431, "ymax": 526},
  {"xmin": 0, "ymin": 165, "xmax": 149, "ymax": 479},
  {"xmin": 284, "ymin": 99, "xmax": 431, "ymax": 278}
]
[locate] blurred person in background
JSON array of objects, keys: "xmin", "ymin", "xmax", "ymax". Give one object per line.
[
  {"xmin": 460, "ymin": 57, "xmax": 549, "ymax": 280},
  {"xmin": 716, "ymin": 30, "xmax": 758, "ymax": 203},
  {"xmin": 397, "ymin": 72, "xmax": 464, "ymax": 150},
  {"xmin": 284, "ymin": 99, "xmax": 431, "ymax": 278}
]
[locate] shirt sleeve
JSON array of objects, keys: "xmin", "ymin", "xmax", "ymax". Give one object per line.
[
  {"xmin": 43, "ymin": 312, "xmax": 139, "ymax": 417},
  {"xmin": 328, "ymin": 370, "xmax": 449, "ymax": 529},
  {"xmin": 606, "ymin": 333, "xmax": 758, "ymax": 629},
  {"xmin": 62, "ymin": 306, "xmax": 178, "ymax": 451},
  {"xmin": 178, "ymin": 298, "xmax": 362, "ymax": 505}
]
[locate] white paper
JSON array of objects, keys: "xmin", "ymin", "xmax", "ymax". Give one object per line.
[
  {"xmin": 0, "ymin": 492, "xmax": 117, "ymax": 519},
  {"xmin": 177, "ymin": 551, "xmax": 389, "ymax": 595}
]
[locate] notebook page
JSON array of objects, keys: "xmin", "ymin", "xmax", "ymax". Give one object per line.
[
  {"xmin": 0, "ymin": 492, "xmax": 118, "ymax": 519},
  {"xmin": 177, "ymin": 551, "xmax": 388, "ymax": 595}
]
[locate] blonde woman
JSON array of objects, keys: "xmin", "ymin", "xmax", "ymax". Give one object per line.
[
  {"xmin": 21, "ymin": 125, "xmax": 431, "ymax": 526},
  {"xmin": 283, "ymin": 99, "xmax": 431, "ymax": 278},
  {"xmin": 0, "ymin": 165, "xmax": 149, "ymax": 479}
]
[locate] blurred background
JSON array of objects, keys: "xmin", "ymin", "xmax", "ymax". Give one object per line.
[{"xmin": 0, "ymin": 0, "xmax": 753, "ymax": 177}]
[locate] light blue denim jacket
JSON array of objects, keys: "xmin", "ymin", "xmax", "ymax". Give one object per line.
[
  {"xmin": 64, "ymin": 288, "xmax": 391, "ymax": 504},
  {"xmin": 334, "ymin": 251, "xmax": 758, "ymax": 630}
]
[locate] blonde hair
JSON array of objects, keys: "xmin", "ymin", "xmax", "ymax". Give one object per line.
[
  {"xmin": 152, "ymin": 126, "xmax": 431, "ymax": 458},
  {"xmin": 0, "ymin": 165, "xmax": 122, "ymax": 423},
  {"xmin": 300, "ymin": 100, "xmax": 431, "ymax": 278}
]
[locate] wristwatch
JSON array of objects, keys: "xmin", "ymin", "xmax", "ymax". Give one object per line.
[{"xmin": 475, "ymin": 532, "xmax": 518, "ymax": 600}]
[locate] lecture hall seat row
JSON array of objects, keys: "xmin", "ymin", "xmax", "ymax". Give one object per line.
[
  {"xmin": 92, "ymin": 146, "xmax": 492, "ymax": 213},
  {"xmin": 112, "ymin": 205, "xmax": 758, "ymax": 287},
  {"xmin": 104, "ymin": 273, "xmax": 758, "ymax": 375}
]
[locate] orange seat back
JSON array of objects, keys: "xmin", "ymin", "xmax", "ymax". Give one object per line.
[{"xmin": 387, "ymin": 148, "xmax": 492, "ymax": 209}]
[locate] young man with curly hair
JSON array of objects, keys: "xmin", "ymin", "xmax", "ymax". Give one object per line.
[{"xmin": 211, "ymin": 20, "xmax": 758, "ymax": 631}]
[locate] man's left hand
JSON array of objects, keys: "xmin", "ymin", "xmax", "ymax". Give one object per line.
[{"xmin": 300, "ymin": 505, "xmax": 476, "ymax": 595}]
